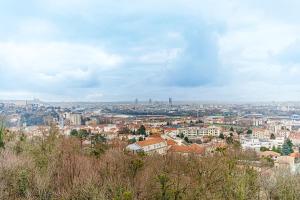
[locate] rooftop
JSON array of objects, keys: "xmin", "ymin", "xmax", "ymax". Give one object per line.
[
  {"xmin": 136, "ymin": 137, "xmax": 166, "ymax": 147},
  {"xmin": 169, "ymin": 144, "xmax": 205, "ymax": 155}
]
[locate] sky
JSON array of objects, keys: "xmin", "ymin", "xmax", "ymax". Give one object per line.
[{"xmin": 1, "ymin": 0, "xmax": 300, "ymax": 102}]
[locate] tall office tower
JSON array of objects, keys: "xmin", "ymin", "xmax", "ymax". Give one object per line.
[
  {"xmin": 149, "ymin": 98, "xmax": 152, "ymax": 104},
  {"xmin": 135, "ymin": 98, "xmax": 138, "ymax": 105},
  {"xmin": 70, "ymin": 113, "xmax": 82, "ymax": 126},
  {"xmin": 169, "ymin": 97, "xmax": 172, "ymax": 106}
]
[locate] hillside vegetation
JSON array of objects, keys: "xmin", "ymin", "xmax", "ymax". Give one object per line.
[{"xmin": 0, "ymin": 126, "xmax": 299, "ymax": 200}]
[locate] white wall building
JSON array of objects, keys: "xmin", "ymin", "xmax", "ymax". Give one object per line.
[
  {"xmin": 126, "ymin": 137, "xmax": 168, "ymax": 154},
  {"xmin": 241, "ymin": 137, "xmax": 284, "ymax": 151},
  {"xmin": 178, "ymin": 126, "xmax": 221, "ymax": 139}
]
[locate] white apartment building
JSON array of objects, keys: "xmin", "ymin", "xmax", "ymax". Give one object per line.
[
  {"xmin": 252, "ymin": 118, "xmax": 264, "ymax": 126},
  {"xmin": 241, "ymin": 137, "xmax": 284, "ymax": 151},
  {"xmin": 178, "ymin": 126, "xmax": 221, "ymax": 138},
  {"xmin": 241, "ymin": 138, "xmax": 261, "ymax": 150},
  {"xmin": 146, "ymin": 121, "xmax": 168, "ymax": 127},
  {"xmin": 276, "ymin": 129, "xmax": 290, "ymax": 138}
]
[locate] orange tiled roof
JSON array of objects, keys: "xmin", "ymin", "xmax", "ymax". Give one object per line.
[
  {"xmin": 253, "ymin": 128, "xmax": 266, "ymax": 132},
  {"xmin": 166, "ymin": 139, "xmax": 177, "ymax": 146},
  {"xmin": 290, "ymin": 152, "xmax": 300, "ymax": 158},
  {"xmin": 190, "ymin": 144, "xmax": 206, "ymax": 154},
  {"xmin": 169, "ymin": 144, "xmax": 205, "ymax": 155},
  {"xmin": 164, "ymin": 128, "xmax": 177, "ymax": 132},
  {"xmin": 289, "ymin": 132, "xmax": 300, "ymax": 140},
  {"xmin": 136, "ymin": 137, "xmax": 165, "ymax": 147}
]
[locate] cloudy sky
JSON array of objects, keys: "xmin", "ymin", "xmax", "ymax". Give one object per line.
[{"xmin": 1, "ymin": 0, "xmax": 300, "ymax": 102}]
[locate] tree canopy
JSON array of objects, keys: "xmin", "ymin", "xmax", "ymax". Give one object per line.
[
  {"xmin": 137, "ymin": 125, "xmax": 146, "ymax": 135},
  {"xmin": 282, "ymin": 139, "xmax": 293, "ymax": 155}
]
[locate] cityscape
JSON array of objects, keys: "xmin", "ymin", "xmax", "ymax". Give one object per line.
[
  {"xmin": 2, "ymin": 99, "xmax": 300, "ymax": 172},
  {"xmin": 2, "ymin": 0, "xmax": 300, "ymax": 199}
]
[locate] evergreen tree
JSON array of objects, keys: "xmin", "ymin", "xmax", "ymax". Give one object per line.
[
  {"xmin": 226, "ymin": 136, "xmax": 234, "ymax": 144},
  {"xmin": 91, "ymin": 134, "xmax": 107, "ymax": 157},
  {"xmin": 78, "ymin": 129, "xmax": 89, "ymax": 139},
  {"xmin": 184, "ymin": 136, "xmax": 190, "ymax": 143},
  {"xmin": 282, "ymin": 139, "xmax": 293, "ymax": 155},
  {"xmin": 91, "ymin": 134, "xmax": 106, "ymax": 145},
  {"xmin": 137, "ymin": 125, "xmax": 146, "ymax": 135},
  {"xmin": 128, "ymin": 138, "xmax": 136, "ymax": 144},
  {"xmin": 70, "ymin": 129, "xmax": 78, "ymax": 137},
  {"xmin": 287, "ymin": 138, "xmax": 293, "ymax": 148},
  {"xmin": 219, "ymin": 133, "xmax": 225, "ymax": 139},
  {"xmin": 132, "ymin": 130, "xmax": 136, "ymax": 135}
]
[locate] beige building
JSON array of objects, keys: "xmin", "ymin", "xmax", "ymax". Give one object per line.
[
  {"xmin": 126, "ymin": 137, "xmax": 168, "ymax": 155},
  {"xmin": 253, "ymin": 128, "xmax": 270, "ymax": 139},
  {"xmin": 69, "ymin": 113, "xmax": 82, "ymax": 126},
  {"xmin": 178, "ymin": 126, "xmax": 221, "ymax": 138}
]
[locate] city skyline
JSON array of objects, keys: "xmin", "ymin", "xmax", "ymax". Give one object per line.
[
  {"xmin": 2, "ymin": 1, "xmax": 300, "ymax": 199},
  {"xmin": 2, "ymin": 1, "xmax": 300, "ymax": 101}
]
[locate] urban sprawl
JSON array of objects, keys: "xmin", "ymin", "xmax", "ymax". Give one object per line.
[{"xmin": 2, "ymin": 99, "xmax": 300, "ymax": 174}]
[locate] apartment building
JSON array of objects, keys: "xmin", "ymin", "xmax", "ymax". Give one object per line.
[
  {"xmin": 241, "ymin": 137, "xmax": 284, "ymax": 150},
  {"xmin": 252, "ymin": 128, "xmax": 270, "ymax": 139},
  {"xmin": 178, "ymin": 126, "xmax": 221, "ymax": 139},
  {"xmin": 69, "ymin": 113, "xmax": 82, "ymax": 126},
  {"xmin": 126, "ymin": 137, "xmax": 168, "ymax": 154}
]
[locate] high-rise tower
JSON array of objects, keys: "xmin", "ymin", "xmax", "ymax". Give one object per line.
[{"xmin": 169, "ymin": 97, "xmax": 172, "ymax": 106}]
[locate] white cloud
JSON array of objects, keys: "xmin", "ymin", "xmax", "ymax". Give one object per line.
[
  {"xmin": 0, "ymin": 42, "xmax": 122, "ymax": 74},
  {"xmin": 0, "ymin": 42, "xmax": 123, "ymax": 100},
  {"xmin": 17, "ymin": 18, "xmax": 59, "ymax": 38},
  {"xmin": 219, "ymin": 22, "xmax": 300, "ymax": 63},
  {"xmin": 138, "ymin": 48, "xmax": 182, "ymax": 64}
]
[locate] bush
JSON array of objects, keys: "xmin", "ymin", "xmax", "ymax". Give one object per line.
[
  {"xmin": 17, "ymin": 169, "xmax": 29, "ymax": 197},
  {"xmin": 260, "ymin": 147, "xmax": 269, "ymax": 152}
]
